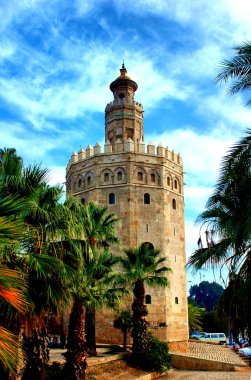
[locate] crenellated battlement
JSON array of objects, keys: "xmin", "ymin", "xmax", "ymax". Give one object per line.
[
  {"xmin": 66, "ymin": 139, "xmax": 182, "ymax": 172},
  {"xmin": 105, "ymin": 99, "xmax": 143, "ymax": 112}
]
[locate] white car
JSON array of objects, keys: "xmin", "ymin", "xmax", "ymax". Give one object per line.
[{"xmin": 238, "ymin": 347, "xmax": 251, "ymax": 357}]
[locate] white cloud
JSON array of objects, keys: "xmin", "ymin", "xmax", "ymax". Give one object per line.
[
  {"xmin": 184, "ymin": 186, "xmax": 213, "ymax": 213},
  {"xmin": 48, "ymin": 165, "xmax": 66, "ymax": 187},
  {"xmin": 145, "ymin": 127, "xmax": 234, "ymax": 186}
]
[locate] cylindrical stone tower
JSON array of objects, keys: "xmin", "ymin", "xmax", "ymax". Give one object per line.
[{"xmin": 66, "ymin": 64, "xmax": 189, "ymax": 352}]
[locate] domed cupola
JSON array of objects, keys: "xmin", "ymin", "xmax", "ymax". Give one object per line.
[
  {"xmin": 110, "ymin": 63, "xmax": 138, "ymax": 102},
  {"xmin": 105, "ymin": 63, "xmax": 144, "ymax": 150}
]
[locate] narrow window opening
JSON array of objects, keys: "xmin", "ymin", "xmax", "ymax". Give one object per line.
[
  {"xmin": 172, "ymin": 198, "xmax": 176, "ymax": 209},
  {"xmin": 175, "ymin": 297, "xmax": 179, "ymax": 304},
  {"xmin": 81, "ymin": 198, "xmax": 85, "ymax": 205},
  {"xmin": 104, "ymin": 173, "xmax": 109, "ymax": 182},
  {"xmin": 167, "ymin": 177, "xmax": 170, "ymax": 186},
  {"xmin": 146, "ymin": 224, "xmax": 149, "ymax": 233},
  {"xmin": 78, "ymin": 179, "xmax": 82, "ymax": 187},
  {"xmin": 117, "ymin": 171, "xmax": 122, "ymax": 180},
  {"xmin": 138, "ymin": 172, "xmax": 143, "ymax": 181},
  {"xmin": 87, "ymin": 176, "xmax": 91, "ymax": 186},
  {"xmin": 151, "ymin": 173, "xmax": 155, "ymax": 182},
  {"xmin": 144, "ymin": 193, "xmax": 150, "ymax": 204},
  {"xmin": 145, "ymin": 294, "xmax": 151, "ymax": 304},
  {"xmin": 109, "ymin": 193, "xmax": 115, "ymax": 204},
  {"xmin": 174, "ymin": 180, "xmax": 177, "ymax": 189}
]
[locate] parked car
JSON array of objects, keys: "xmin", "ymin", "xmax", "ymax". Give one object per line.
[
  {"xmin": 238, "ymin": 347, "xmax": 251, "ymax": 357},
  {"xmin": 190, "ymin": 331, "xmax": 206, "ymax": 340},
  {"xmin": 199, "ymin": 332, "xmax": 227, "ymax": 344}
]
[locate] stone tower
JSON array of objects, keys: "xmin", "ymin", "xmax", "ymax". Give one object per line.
[{"xmin": 66, "ymin": 64, "xmax": 189, "ymax": 351}]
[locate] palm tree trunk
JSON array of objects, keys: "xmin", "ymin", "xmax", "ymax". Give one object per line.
[
  {"xmin": 85, "ymin": 306, "xmax": 97, "ymax": 356},
  {"xmin": 123, "ymin": 328, "xmax": 127, "ymax": 351},
  {"xmin": 63, "ymin": 297, "xmax": 87, "ymax": 380},
  {"xmin": 131, "ymin": 279, "xmax": 148, "ymax": 360},
  {"xmin": 22, "ymin": 325, "xmax": 49, "ymax": 380}
]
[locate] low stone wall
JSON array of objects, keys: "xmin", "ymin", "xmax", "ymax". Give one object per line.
[
  {"xmin": 168, "ymin": 340, "xmax": 189, "ymax": 353},
  {"xmin": 171, "ymin": 353, "xmax": 235, "ymax": 371}
]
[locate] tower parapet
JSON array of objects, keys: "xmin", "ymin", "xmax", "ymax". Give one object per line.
[
  {"xmin": 66, "ymin": 140, "xmax": 182, "ymax": 173},
  {"xmin": 105, "ymin": 100, "xmax": 143, "ymax": 112}
]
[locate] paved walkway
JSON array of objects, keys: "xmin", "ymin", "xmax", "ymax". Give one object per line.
[
  {"xmin": 172, "ymin": 341, "xmax": 247, "ymax": 366},
  {"xmin": 50, "ymin": 343, "xmax": 250, "ymax": 379},
  {"xmin": 162, "ymin": 368, "xmax": 251, "ymax": 380}
]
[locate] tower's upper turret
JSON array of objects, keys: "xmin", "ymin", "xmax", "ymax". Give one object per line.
[
  {"xmin": 109, "ymin": 63, "xmax": 138, "ymax": 101},
  {"xmin": 105, "ymin": 64, "xmax": 143, "ymax": 149}
]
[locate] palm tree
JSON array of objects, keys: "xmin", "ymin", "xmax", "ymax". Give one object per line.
[
  {"xmin": 188, "ymin": 130, "xmax": 250, "ymax": 270},
  {"xmin": 113, "ymin": 309, "xmax": 133, "ymax": 351},
  {"xmin": 63, "ymin": 202, "xmax": 119, "ymax": 379},
  {"xmin": 120, "ymin": 243, "xmax": 171, "ymax": 362},
  {"xmin": 0, "ymin": 195, "xmax": 28, "ymax": 378},
  {"xmin": 216, "ymin": 42, "xmax": 251, "ymax": 105},
  {"xmin": 81, "ymin": 202, "xmax": 119, "ymax": 259},
  {"xmin": 188, "ymin": 130, "xmax": 251, "ymax": 337},
  {"xmin": 84, "ymin": 249, "xmax": 122, "ymax": 356},
  {"xmin": 0, "ymin": 149, "xmax": 77, "ymax": 379}
]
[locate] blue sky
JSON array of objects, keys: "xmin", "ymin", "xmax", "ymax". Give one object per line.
[{"xmin": 1, "ymin": 0, "xmax": 251, "ymax": 288}]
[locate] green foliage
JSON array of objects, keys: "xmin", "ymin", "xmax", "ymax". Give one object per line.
[
  {"xmin": 120, "ymin": 243, "xmax": 171, "ymax": 362},
  {"xmin": 188, "ymin": 301, "xmax": 204, "ymax": 333},
  {"xmin": 130, "ymin": 333, "xmax": 172, "ymax": 373},
  {"xmin": 188, "ymin": 130, "xmax": 251, "ymax": 335},
  {"xmin": 114, "ymin": 310, "xmax": 133, "ymax": 351},
  {"xmin": 114, "ymin": 310, "xmax": 133, "ymax": 331},
  {"xmin": 0, "ymin": 147, "xmax": 80, "ymax": 378},
  {"xmin": 201, "ymin": 311, "xmax": 228, "ymax": 334},
  {"xmin": 189, "ymin": 281, "xmax": 224, "ymax": 312},
  {"xmin": 216, "ymin": 42, "xmax": 251, "ymax": 105}
]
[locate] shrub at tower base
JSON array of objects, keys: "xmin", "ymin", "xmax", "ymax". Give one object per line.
[{"xmin": 127, "ymin": 333, "xmax": 172, "ymax": 374}]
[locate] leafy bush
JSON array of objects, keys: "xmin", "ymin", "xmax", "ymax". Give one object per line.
[{"xmin": 133, "ymin": 333, "xmax": 172, "ymax": 373}]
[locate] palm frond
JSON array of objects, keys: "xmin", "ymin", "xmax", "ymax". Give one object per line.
[
  {"xmin": 0, "ymin": 266, "xmax": 28, "ymax": 313},
  {"xmin": 187, "ymin": 239, "xmax": 231, "ymax": 270},
  {"xmin": 0, "ymin": 326, "xmax": 23, "ymax": 376}
]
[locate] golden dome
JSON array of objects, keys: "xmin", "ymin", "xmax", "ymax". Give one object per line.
[{"xmin": 110, "ymin": 63, "xmax": 138, "ymax": 92}]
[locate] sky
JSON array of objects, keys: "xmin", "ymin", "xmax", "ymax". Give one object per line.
[{"xmin": 1, "ymin": 0, "xmax": 251, "ymax": 288}]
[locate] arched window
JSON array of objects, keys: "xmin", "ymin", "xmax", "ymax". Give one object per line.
[
  {"xmin": 104, "ymin": 173, "xmax": 109, "ymax": 182},
  {"xmin": 145, "ymin": 294, "xmax": 151, "ymax": 304},
  {"xmin": 138, "ymin": 172, "xmax": 143, "ymax": 181},
  {"xmin": 175, "ymin": 297, "xmax": 179, "ymax": 304},
  {"xmin": 167, "ymin": 177, "xmax": 170, "ymax": 186},
  {"xmin": 117, "ymin": 171, "xmax": 122, "ymax": 181},
  {"xmin": 151, "ymin": 173, "xmax": 155, "ymax": 182},
  {"xmin": 142, "ymin": 242, "xmax": 154, "ymax": 251},
  {"xmin": 78, "ymin": 179, "xmax": 82, "ymax": 187},
  {"xmin": 144, "ymin": 193, "xmax": 150, "ymax": 204},
  {"xmin": 172, "ymin": 198, "xmax": 176, "ymax": 209},
  {"xmin": 87, "ymin": 176, "xmax": 91, "ymax": 186},
  {"xmin": 81, "ymin": 198, "xmax": 85, "ymax": 205},
  {"xmin": 109, "ymin": 193, "xmax": 115, "ymax": 204},
  {"xmin": 174, "ymin": 179, "xmax": 177, "ymax": 189}
]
